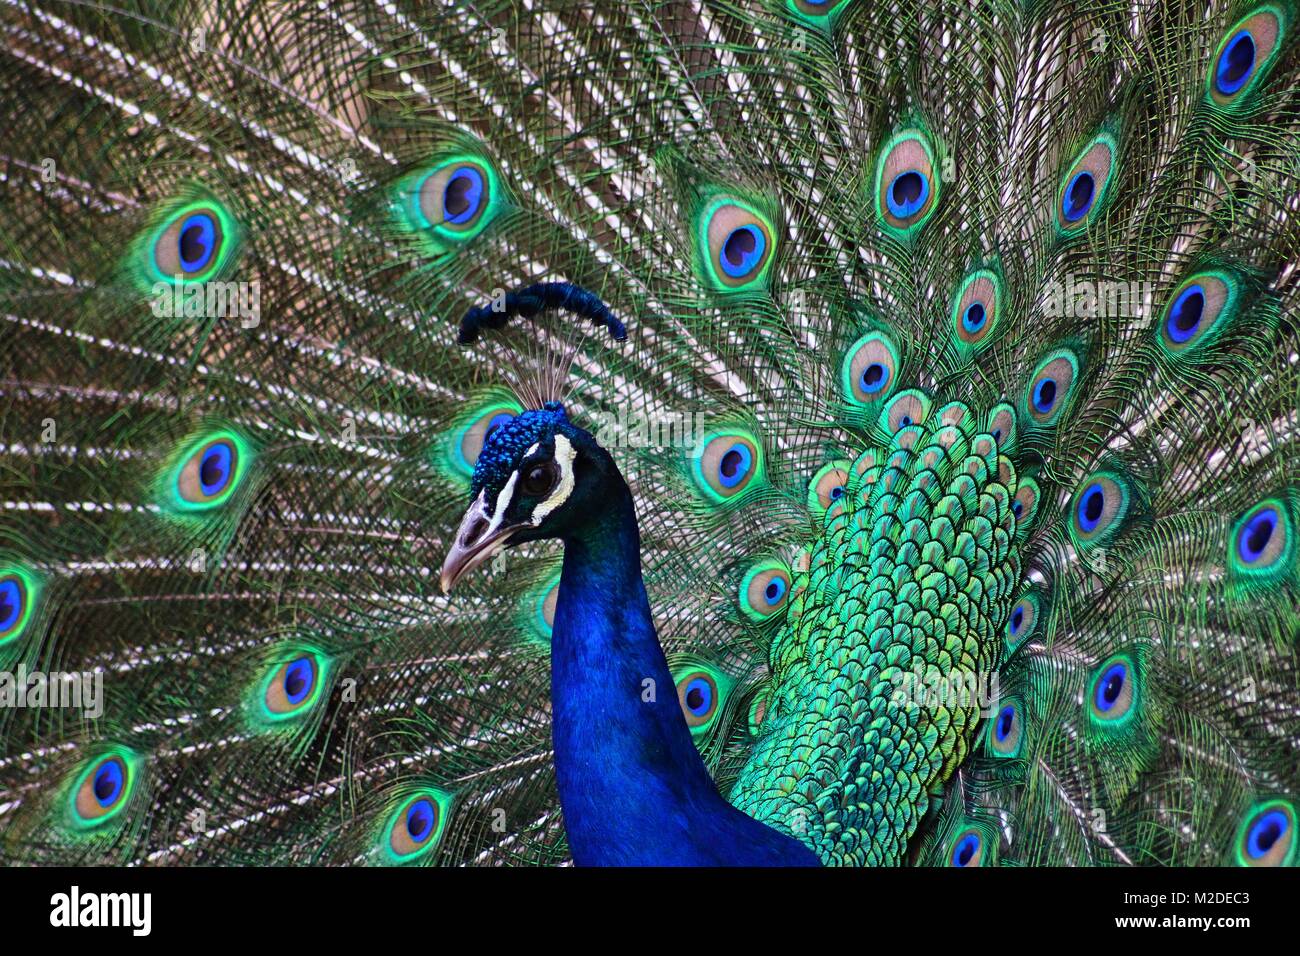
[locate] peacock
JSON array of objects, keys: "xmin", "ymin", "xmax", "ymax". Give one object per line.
[{"xmin": 0, "ymin": 0, "xmax": 1297, "ymax": 869}]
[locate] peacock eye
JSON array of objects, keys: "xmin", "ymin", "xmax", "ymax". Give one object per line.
[
  {"xmin": 1056, "ymin": 132, "xmax": 1116, "ymax": 233},
  {"xmin": 1070, "ymin": 472, "xmax": 1130, "ymax": 549},
  {"xmin": 693, "ymin": 430, "xmax": 764, "ymax": 502},
  {"xmin": 385, "ymin": 792, "xmax": 449, "ymax": 863},
  {"xmin": 701, "ymin": 199, "xmax": 776, "ymax": 290},
  {"xmin": 174, "ymin": 434, "xmax": 246, "ymax": 509},
  {"xmin": 1230, "ymin": 498, "xmax": 1292, "ymax": 580},
  {"xmin": 989, "ymin": 701, "xmax": 1023, "ymax": 757},
  {"xmin": 808, "ymin": 461, "xmax": 852, "ymax": 515},
  {"xmin": 1024, "ymin": 349, "xmax": 1079, "ymax": 427},
  {"xmin": 1009, "ymin": 478, "xmax": 1040, "ymax": 534},
  {"xmin": 151, "ymin": 204, "xmax": 231, "ymax": 282},
  {"xmin": 881, "ymin": 389, "xmax": 932, "ymax": 435},
  {"xmin": 262, "ymin": 655, "xmax": 323, "ymax": 718},
  {"xmin": 72, "ymin": 753, "xmax": 135, "ymax": 826},
  {"xmin": 1158, "ymin": 271, "xmax": 1238, "ymax": 355},
  {"xmin": 676, "ymin": 671, "xmax": 720, "ymax": 728},
  {"xmin": 416, "ymin": 159, "xmax": 496, "ymax": 238},
  {"xmin": 876, "ymin": 130, "xmax": 941, "ymax": 233},
  {"xmin": 951, "ymin": 269, "xmax": 1002, "ymax": 352},
  {"xmin": 841, "ymin": 331, "xmax": 900, "ymax": 407},
  {"xmin": 1209, "ymin": 10, "xmax": 1284, "ymax": 107},
  {"xmin": 1236, "ymin": 800, "xmax": 1296, "ymax": 867},
  {"xmin": 521, "ymin": 461, "xmax": 559, "ymax": 498},
  {"xmin": 739, "ymin": 559, "xmax": 792, "ymax": 622},
  {"xmin": 0, "ymin": 573, "xmax": 29, "ymax": 644},
  {"xmin": 1089, "ymin": 656, "xmax": 1136, "ymax": 723},
  {"xmin": 949, "ymin": 828, "xmax": 984, "ymax": 867}
]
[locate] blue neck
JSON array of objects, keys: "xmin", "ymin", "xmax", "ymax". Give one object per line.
[{"xmin": 549, "ymin": 478, "xmax": 819, "ymax": 866}]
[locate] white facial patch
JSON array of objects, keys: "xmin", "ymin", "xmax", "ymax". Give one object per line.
[{"xmin": 530, "ymin": 433, "xmax": 577, "ymax": 525}]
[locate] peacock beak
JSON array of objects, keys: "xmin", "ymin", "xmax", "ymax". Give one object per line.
[{"xmin": 439, "ymin": 492, "xmax": 521, "ymax": 594}]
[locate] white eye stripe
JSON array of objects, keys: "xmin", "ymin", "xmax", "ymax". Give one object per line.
[{"xmin": 531, "ymin": 433, "xmax": 576, "ymax": 524}]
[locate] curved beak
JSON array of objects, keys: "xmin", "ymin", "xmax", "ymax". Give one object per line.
[{"xmin": 439, "ymin": 492, "xmax": 522, "ymax": 594}]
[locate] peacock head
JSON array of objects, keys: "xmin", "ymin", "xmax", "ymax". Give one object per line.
[{"xmin": 439, "ymin": 401, "xmax": 614, "ymax": 592}]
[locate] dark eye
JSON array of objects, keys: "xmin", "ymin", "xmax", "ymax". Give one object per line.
[{"xmin": 522, "ymin": 461, "xmax": 559, "ymax": 497}]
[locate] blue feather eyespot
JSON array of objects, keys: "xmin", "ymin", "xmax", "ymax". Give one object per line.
[
  {"xmin": 691, "ymin": 430, "xmax": 764, "ymax": 503},
  {"xmin": 170, "ymin": 431, "xmax": 250, "ymax": 511},
  {"xmin": 739, "ymin": 559, "xmax": 793, "ymax": 622},
  {"xmin": 70, "ymin": 750, "xmax": 137, "ymax": 828},
  {"xmin": 1012, "ymin": 478, "xmax": 1040, "ymax": 533},
  {"xmin": 700, "ymin": 198, "xmax": 776, "ymax": 291},
  {"xmin": 1229, "ymin": 497, "xmax": 1294, "ymax": 581},
  {"xmin": 1006, "ymin": 592, "xmax": 1043, "ymax": 652},
  {"xmin": 415, "ymin": 157, "xmax": 498, "ymax": 239},
  {"xmin": 262, "ymin": 655, "xmax": 323, "ymax": 718},
  {"xmin": 1023, "ymin": 350, "xmax": 1079, "ymax": 427},
  {"xmin": 1070, "ymin": 472, "xmax": 1131, "ymax": 550},
  {"xmin": 444, "ymin": 394, "xmax": 525, "ymax": 482},
  {"xmin": 1235, "ymin": 800, "xmax": 1296, "ymax": 866},
  {"xmin": 1088, "ymin": 654, "xmax": 1138, "ymax": 724},
  {"xmin": 0, "ymin": 568, "xmax": 37, "ymax": 646},
  {"xmin": 949, "ymin": 828, "xmax": 985, "ymax": 867},
  {"xmin": 1055, "ymin": 132, "xmax": 1117, "ymax": 233},
  {"xmin": 384, "ymin": 789, "xmax": 452, "ymax": 863},
  {"xmin": 880, "ymin": 389, "xmax": 932, "ymax": 435},
  {"xmin": 986, "ymin": 404, "xmax": 1017, "ymax": 452},
  {"xmin": 841, "ymin": 331, "xmax": 900, "ymax": 407},
  {"xmin": 875, "ymin": 129, "xmax": 941, "ymax": 233},
  {"xmin": 148, "ymin": 201, "xmax": 236, "ymax": 284},
  {"xmin": 675, "ymin": 669, "xmax": 722, "ymax": 730},
  {"xmin": 1157, "ymin": 271, "xmax": 1239, "ymax": 356},
  {"xmin": 988, "ymin": 701, "xmax": 1024, "ymax": 757},
  {"xmin": 1208, "ymin": 9, "xmax": 1285, "ymax": 108},
  {"xmin": 951, "ymin": 269, "xmax": 1003, "ymax": 353},
  {"xmin": 807, "ymin": 461, "xmax": 852, "ymax": 515}
]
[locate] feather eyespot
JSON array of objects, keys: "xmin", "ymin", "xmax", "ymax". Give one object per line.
[
  {"xmin": 1158, "ymin": 271, "xmax": 1238, "ymax": 355},
  {"xmin": 692, "ymin": 430, "xmax": 764, "ymax": 502},
  {"xmin": 1012, "ymin": 478, "xmax": 1040, "ymax": 532},
  {"xmin": 951, "ymin": 270, "xmax": 1002, "ymax": 352},
  {"xmin": 384, "ymin": 790, "xmax": 452, "ymax": 863},
  {"xmin": 148, "ymin": 201, "xmax": 236, "ymax": 284},
  {"xmin": 1209, "ymin": 8, "xmax": 1285, "ymax": 107},
  {"xmin": 789, "ymin": 0, "xmax": 852, "ymax": 20},
  {"xmin": 171, "ymin": 432, "xmax": 249, "ymax": 511},
  {"xmin": 415, "ymin": 157, "xmax": 498, "ymax": 240},
  {"xmin": 1229, "ymin": 498, "xmax": 1293, "ymax": 580},
  {"xmin": 1088, "ymin": 654, "xmax": 1138, "ymax": 724},
  {"xmin": 807, "ymin": 461, "xmax": 852, "ymax": 515},
  {"xmin": 1235, "ymin": 800, "xmax": 1296, "ymax": 866},
  {"xmin": 700, "ymin": 199, "xmax": 776, "ymax": 291},
  {"xmin": 0, "ymin": 568, "xmax": 36, "ymax": 646},
  {"xmin": 445, "ymin": 396, "xmax": 524, "ymax": 480},
  {"xmin": 988, "ymin": 701, "xmax": 1023, "ymax": 757},
  {"xmin": 1023, "ymin": 350, "xmax": 1079, "ymax": 426},
  {"xmin": 1070, "ymin": 472, "xmax": 1130, "ymax": 548},
  {"xmin": 70, "ymin": 751, "xmax": 137, "ymax": 827},
  {"xmin": 739, "ymin": 560, "xmax": 792, "ymax": 622},
  {"xmin": 880, "ymin": 389, "xmax": 932, "ymax": 435},
  {"xmin": 675, "ymin": 670, "xmax": 721, "ymax": 730},
  {"xmin": 875, "ymin": 130, "xmax": 941, "ymax": 233},
  {"xmin": 1055, "ymin": 133, "xmax": 1117, "ymax": 233},
  {"xmin": 1005, "ymin": 591, "xmax": 1044, "ymax": 654},
  {"xmin": 986, "ymin": 404, "xmax": 1018, "ymax": 452},
  {"xmin": 747, "ymin": 690, "xmax": 769, "ymax": 734},
  {"xmin": 949, "ymin": 828, "xmax": 985, "ymax": 867},
  {"xmin": 262, "ymin": 654, "xmax": 325, "ymax": 719},
  {"xmin": 841, "ymin": 331, "xmax": 900, "ymax": 406}
]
